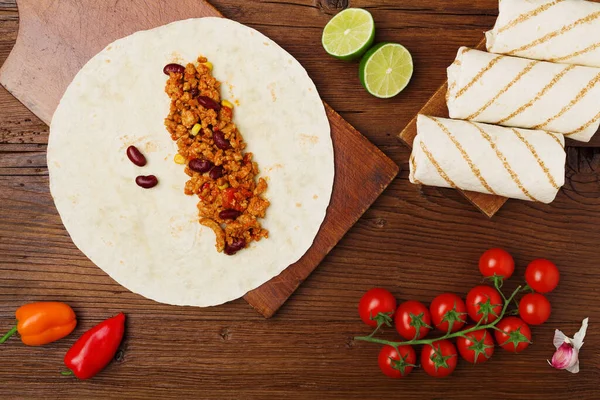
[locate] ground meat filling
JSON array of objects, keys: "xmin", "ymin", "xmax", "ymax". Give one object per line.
[{"xmin": 164, "ymin": 56, "xmax": 270, "ymax": 255}]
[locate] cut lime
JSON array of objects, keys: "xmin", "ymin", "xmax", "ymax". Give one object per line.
[
  {"xmin": 322, "ymin": 8, "xmax": 375, "ymax": 61},
  {"xmin": 359, "ymin": 43, "xmax": 413, "ymax": 98}
]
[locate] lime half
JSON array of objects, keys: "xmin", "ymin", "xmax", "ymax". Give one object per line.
[
  {"xmin": 322, "ymin": 8, "xmax": 375, "ymax": 61},
  {"xmin": 359, "ymin": 43, "xmax": 413, "ymax": 98}
]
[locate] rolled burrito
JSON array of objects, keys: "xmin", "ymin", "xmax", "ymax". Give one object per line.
[
  {"xmin": 410, "ymin": 115, "xmax": 565, "ymax": 204},
  {"xmin": 486, "ymin": 0, "xmax": 600, "ymax": 68},
  {"xmin": 447, "ymin": 47, "xmax": 600, "ymax": 142}
]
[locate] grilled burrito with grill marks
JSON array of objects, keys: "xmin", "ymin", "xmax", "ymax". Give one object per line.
[
  {"xmin": 447, "ymin": 47, "xmax": 600, "ymax": 142},
  {"xmin": 486, "ymin": 0, "xmax": 600, "ymax": 68},
  {"xmin": 409, "ymin": 115, "xmax": 565, "ymax": 204}
]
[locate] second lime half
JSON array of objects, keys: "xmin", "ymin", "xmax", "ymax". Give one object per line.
[{"xmin": 359, "ymin": 42, "xmax": 414, "ymax": 99}]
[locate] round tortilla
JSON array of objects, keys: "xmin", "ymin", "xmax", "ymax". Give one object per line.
[{"xmin": 48, "ymin": 18, "xmax": 334, "ymax": 307}]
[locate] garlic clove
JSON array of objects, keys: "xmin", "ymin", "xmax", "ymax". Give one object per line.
[{"xmin": 550, "ymin": 343, "xmax": 578, "ymax": 370}]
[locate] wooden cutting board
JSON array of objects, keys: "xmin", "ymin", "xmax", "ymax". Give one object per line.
[
  {"xmin": 398, "ymin": 39, "xmax": 600, "ymax": 218},
  {"xmin": 0, "ymin": 0, "xmax": 398, "ymax": 318}
]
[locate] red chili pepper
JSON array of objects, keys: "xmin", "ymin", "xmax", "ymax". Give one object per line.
[{"xmin": 63, "ymin": 313, "xmax": 125, "ymax": 379}]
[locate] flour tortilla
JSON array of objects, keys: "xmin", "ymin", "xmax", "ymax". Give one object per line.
[
  {"xmin": 410, "ymin": 115, "xmax": 565, "ymax": 204},
  {"xmin": 48, "ymin": 18, "xmax": 334, "ymax": 307}
]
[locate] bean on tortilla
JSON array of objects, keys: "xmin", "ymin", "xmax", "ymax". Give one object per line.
[
  {"xmin": 213, "ymin": 132, "xmax": 230, "ymax": 150},
  {"xmin": 197, "ymin": 96, "xmax": 221, "ymax": 111},
  {"xmin": 224, "ymin": 238, "xmax": 246, "ymax": 255},
  {"xmin": 209, "ymin": 166, "xmax": 224, "ymax": 179},
  {"xmin": 163, "ymin": 63, "xmax": 185, "ymax": 75},
  {"xmin": 189, "ymin": 159, "xmax": 213, "ymax": 173},
  {"xmin": 126, "ymin": 145, "xmax": 147, "ymax": 167},
  {"xmin": 219, "ymin": 209, "xmax": 241, "ymax": 220},
  {"xmin": 135, "ymin": 175, "xmax": 158, "ymax": 189}
]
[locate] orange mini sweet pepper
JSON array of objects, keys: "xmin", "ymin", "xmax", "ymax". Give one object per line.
[{"xmin": 0, "ymin": 302, "xmax": 77, "ymax": 346}]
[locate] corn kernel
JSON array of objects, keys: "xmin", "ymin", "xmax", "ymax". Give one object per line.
[
  {"xmin": 191, "ymin": 123, "xmax": 202, "ymax": 136},
  {"xmin": 203, "ymin": 62, "xmax": 213, "ymax": 71},
  {"xmin": 222, "ymin": 100, "xmax": 234, "ymax": 109},
  {"xmin": 174, "ymin": 154, "xmax": 186, "ymax": 165},
  {"xmin": 218, "ymin": 183, "xmax": 230, "ymax": 190}
]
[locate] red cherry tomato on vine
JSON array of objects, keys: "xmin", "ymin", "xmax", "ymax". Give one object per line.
[
  {"xmin": 519, "ymin": 293, "xmax": 551, "ymax": 325},
  {"xmin": 429, "ymin": 293, "xmax": 467, "ymax": 333},
  {"xmin": 525, "ymin": 259, "xmax": 560, "ymax": 293},
  {"xmin": 466, "ymin": 285, "xmax": 503, "ymax": 324},
  {"xmin": 479, "ymin": 248, "xmax": 515, "ymax": 280},
  {"xmin": 377, "ymin": 345, "xmax": 416, "ymax": 379},
  {"xmin": 394, "ymin": 300, "xmax": 432, "ymax": 340},
  {"xmin": 456, "ymin": 327, "xmax": 494, "ymax": 364},
  {"xmin": 494, "ymin": 317, "xmax": 531, "ymax": 353},
  {"xmin": 421, "ymin": 340, "xmax": 458, "ymax": 378},
  {"xmin": 358, "ymin": 288, "xmax": 397, "ymax": 327}
]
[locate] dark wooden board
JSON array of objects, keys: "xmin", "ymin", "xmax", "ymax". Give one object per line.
[
  {"xmin": 0, "ymin": 0, "xmax": 399, "ymax": 318},
  {"xmin": 1, "ymin": 1, "xmax": 599, "ymax": 399}
]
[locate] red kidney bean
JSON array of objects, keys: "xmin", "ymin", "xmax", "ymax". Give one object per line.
[
  {"xmin": 219, "ymin": 209, "xmax": 241, "ymax": 220},
  {"xmin": 163, "ymin": 63, "xmax": 185, "ymax": 75},
  {"xmin": 189, "ymin": 88, "xmax": 199, "ymax": 97},
  {"xmin": 213, "ymin": 132, "xmax": 230, "ymax": 150},
  {"xmin": 126, "ymin": 145, "xmax": 147, "ymax": 166},
  {"xmin": 197, "ymin": 96, "xmax": 221, "ymax": 111},
  {"xmin": 189, "ymin": 159, "xmax": 213, "ymax": 173},
  {"xmin": 209, "ymin": 166, "xmax": 224, "ymax": 179},
  {"xmin": 136, "ymin": 175, "xmax": 158, "ymax": 189},
  {"xmin": 224, "ymin": 238, "xmax": 246, "ymax": 255}
]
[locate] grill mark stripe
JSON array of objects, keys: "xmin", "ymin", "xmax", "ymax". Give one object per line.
[
  {"xmin": 409, "ymin": 154, "xmax": 423, "ymax": 185},
  {"xmin": 564, "ymin": 110, "xmax": 600, "ymax": 136},
  {"xmin": 497, "ymin": 64, "xmax": 576, "ymax": 125},
  {"xmin": 542, "ymin": 131, "xmax": 565, "ymax": 148},
  {"xmin": 511, "ymin": 128, "xmax": 559, "ymax": 190},
  {"xmin": 447, "ymin": 82, "xmax": 456, "ymax": 102},
  {"xmin": 533, "ymin": 72, "xmax": 600, "ymax": 130},
  {"xmin": 497, "ymin": 0, "xmax": 566, "ymax": 34},
  {"xmin": 549, "ymin": 42, "xmax": 600, "ymax": 64},
  {"xmin": 468, "ymin": 122, "xmax": 539, "ymax": 202},
  {"xmin": 454, "ymin": 55, "xmax": 503, "ymax": 99},
  {"xmin": 506, "ymin": 11, "xmax": 600, "ymax": 55},
  {"xmin": 465, "ymin": 60, "xmax": 538, "ymax": 120},
  {"xmin": 428, "ymin": 116, "xmax": 496, "ymax": 195},
  {"xmin": 419, "ymin": 142, "xmax": 458, "ymax": 190}
]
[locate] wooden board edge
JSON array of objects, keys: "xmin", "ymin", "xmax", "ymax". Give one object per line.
[{"xmin": 243, "ymin": 103, "xmax": 399, "ymax": 318}]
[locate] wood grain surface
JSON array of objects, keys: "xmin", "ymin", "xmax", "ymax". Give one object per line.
[
  {"xmin": 0, "ymin": 1, "xmax": 599, "ymax": 399},
  {"xmin": 0, "ymin": 0, "xmax": 398, "ymax": 318}
]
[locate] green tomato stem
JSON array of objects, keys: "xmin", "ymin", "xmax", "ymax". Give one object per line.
[{"xmin": 354, "ymin": 284, "xmax": 522, "ymax": 348}]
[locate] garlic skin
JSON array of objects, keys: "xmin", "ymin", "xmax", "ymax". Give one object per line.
[{"xmin": 548, "ymin": 318, "xmax": 588, "ymax": 374}]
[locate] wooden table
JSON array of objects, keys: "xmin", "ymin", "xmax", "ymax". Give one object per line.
[{"xmin": 1, "ymin": 1, "xmax": 598, "ymax": 398}]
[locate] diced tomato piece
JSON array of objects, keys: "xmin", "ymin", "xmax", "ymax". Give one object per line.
[{"xmin": 222, "ymin": 188, "xmax": 237, "ymax": 209}]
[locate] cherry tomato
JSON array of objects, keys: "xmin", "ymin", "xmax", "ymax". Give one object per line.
[
  {"xmin": 456, "ymin": 327, "xmax": 494, "ymax": 364},
  {"xmin": 525, "ymin": 259, "xmax": 560, "ymax": 293},
  {"xmin": 358, "ymin": 288, "xmax": 396, "ymax": 328},
  {"xmin": 394, "ymin": 300, "xmax": 432, "ymax": 340},
  {"xmin": 429, "ymin": 293, "xmax": 467, "ymax": 333},
  {"xmin": 519, "ymin": 293, "xmax": 551, "ymax": 325},
  {"xmin": 421, "ymin": 340, "xmax": 458, "ymax": 378},
  {"xmin": 479, "ymin": 248, "xmax": 514, "ymax": 280},
  {"xmin": 466, "ymin": 285, "xmax": 503, "ymax": 324},
  {"xmin": 494, "ymin": 317, "xmax": 532, "ymax": 353},
  {"xmin": 377, "ymin": 345, "xmax": 416, "ymax": 379}
]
